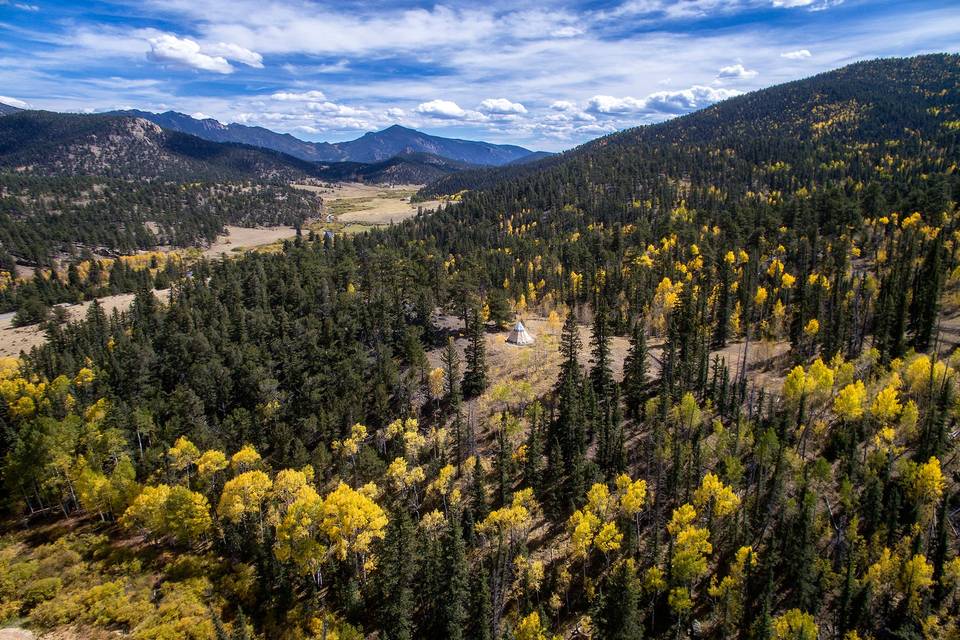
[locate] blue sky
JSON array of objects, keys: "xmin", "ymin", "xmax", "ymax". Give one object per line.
[{"xmin": 1, "ymin": 0, "xmax": 958, "ymax": 151}]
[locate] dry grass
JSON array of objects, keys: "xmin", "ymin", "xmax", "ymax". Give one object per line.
[
  {"xmin": 202, "ymin": 225, "xmax": 299, "ymax": 259},
  {"xmin": 293, "ymin": 182, "xmax": 440, "ymax": 226}
]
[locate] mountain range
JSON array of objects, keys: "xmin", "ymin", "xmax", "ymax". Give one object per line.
[
  {"xmin": 0, "ymin": 108, "xmax": 492, "ymax": 185},
  {"xmin": 108, "ymin": 110, "xmax": 537, "ymax": 166}
]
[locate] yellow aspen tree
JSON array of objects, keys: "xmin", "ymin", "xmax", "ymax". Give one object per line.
[
  {"xmin": 667, "ymin": 504, "xmax": 711, "ymax": 617},
  {"xmin": 121, "ymin": 484, "xmax": 171, "ymax": 538},
  {"xmin": 708, "ymin": 546, "xmax": 757, "ymax": 631},
  {"xmin": 196, "ymin": 449, "xmax": 228, "ymax": 486},
  {"xmin": 274, "ymin": 484, "xmax": 327, "ymax": 586},
  {"xmin": 772, "ymin": 609, "xmax": 818, "ymax": 640},
  {"xmin": 870, "ymin": 385, "xmax": 902, "ymax": 424},
  {"xmin": 218, "ymin": 470, "xmax": 273, "ymax": 541},
  {"xmin": 834, "ymin": 381, "xmax": 867, "ymax": 421},
  {"xmin": 515, "ymin": 611, "xmax": 549, "ymax": 640},
  {"xmin": 615, "ymin": 473, "xmax": 647, "ymax": 542},
  {"xmin": 230, "ymin": 444, "xmax": 262, "ymax": 474},
  {"xmin": 168, "ymin": 436, "xmax": 200, "ymax": 480},
  {"xmin": 164, "ymin": 485, "xmax": 213, "ymax": 546},
  {"xmin": 693, "ymin": 473, "xmax": 741, "ymax": 518},
  {"xmin": 319, "ymin": 482, "xmax": 388, "ymax": 578},
  {"xmin": 428, "ymin": 367, "xmax": 445, "ymax": 404}
]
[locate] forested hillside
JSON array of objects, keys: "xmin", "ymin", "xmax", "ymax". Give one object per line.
[
  {"xmin": 0, "ymin": 111, "xmax": 325, "ymax": 181},
  {"xmin": 420, "ymin": 55, "xmax": 959, "ymax": 201},
  {"xmin": 2, "ymin": 54, "xmax": 960, "ymax": 640}
]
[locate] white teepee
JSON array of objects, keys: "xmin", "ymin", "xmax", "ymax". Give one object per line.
[{"xmin": 506, "ymin": 320, "xmax": 534, "ymax": 345}]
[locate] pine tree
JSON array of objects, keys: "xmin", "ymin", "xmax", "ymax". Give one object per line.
[
  {"xmin": 523, "ymin": 412, "xmax": 544, "ymax": 495},
  {"xmin": 910, "ymin": 231, "xmax": 945, "ymax": 352},
  {"xmin": 212, "ymin": 611, "xmax": 230, "ymax": 640},
  {"xmin": 443, "ymin": 336, "xmax": 465, "ymax": 464},
  {"xmin": 471, "ymin": 562, "xmax": 494, "ymax": 640},
  {"xmin": 595, "ymin": 560, "xmax": 644, "ymax": 640},
  {"xmin": 378, "ymin": 509, "xmax": 416, "ymax": 640},
  {"xmin": 590, "ymin": 301, "xmax": 614, "ymax": 404},
  {"xmin": 231, "ymin": 609, "xmax": 252, "ymax": 640},
  {"xmin": 471, "ymin": 457, "xmax": 489, "ymax": 524},
  {"xmin": 622, "ymin": 319, "xmax": 649, "ymax": 419},
  {"xmin": 463, "ymin": 307, "xmax": 488, "ymax": 398},
  {"xmin": 444, "ymin": 519, "xmax": 470, "ymax": 640},
  {"xmin": 494, "ymin": 413, "xmax": 512, "ymax": 508},
  {"xmin": 557, "ymin": 310, "xmax": 582, "ymax": 390},
  {"xmin": 487, "ymin": 289, "xmax": 513, "ymax": 329},
  {"xmin": 713, "ymin": 254, "xmax": 732, "ymax": 348}
]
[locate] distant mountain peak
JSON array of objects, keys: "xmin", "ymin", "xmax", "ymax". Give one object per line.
[{"xmin": 105, "ymin": 109, "xmax": 538, "ymax": 166}]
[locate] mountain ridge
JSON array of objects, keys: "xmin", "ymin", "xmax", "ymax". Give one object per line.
[
  {"xmin": 0, "ymin": 109, "xmax": 475, "ymax": 185},
  {"xmin": 109, "ymin": 109, "xmax": 539, "ymax": 166},
  {"xmin": 419, "ymin": 53, "xmax": 960, "ymax": 199}
]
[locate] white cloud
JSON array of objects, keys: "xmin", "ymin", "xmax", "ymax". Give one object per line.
[
  {"xmin": 717, "ymin": 63, "xmax": 758, "ymax": 79},
  {"xmin": 147, "ymin": 34, "xmax": 233, "ymax": 73},
  {"xmin": 415, "ymin": 99, "xmax": 467, "ymax": 119},
  {"xmin": 307, "ymin": 101, "xmax": 368, "ymax": 117},
  {"xmin": 587, "ymin": 85, "xmax": 742, "ymax": 116},
  {"xmin": 551, "ymin": 26, "xmax": 584, "ymax": 38},
  {"xmin": 772, "ymin": 0, "xmax": 843, "ymax": 9},
  {"xmin": 478, "ymin": 98, "xmax": 527, "ymax": 114},
  {"xmin": 781, "ymin": 49, "xmax": 812, "ymax": 59},
  {"xmin": 644, "ymin": 85, "xmax": 742, "ymax": 113},
  {"xmin": 386, "ymin": 107, "xmax": 405, "ymax": 119},
  {"xmin": 0, "ymin": 95, "xmax": 29, "ymax": 108},
  {"xmin": 206, "ymin": 42, "xmax": 264, "ymax": 68},
  {"xmin": 271, "ymin": 90, "xmax": 327, "ymax": 101},
  {"xmin": 586, "ymin": 95, "xmax": 647, "ymax": 115},
  {"xmin": 14, "ymin": 3, "xmax": 39, "ymax": 11}
]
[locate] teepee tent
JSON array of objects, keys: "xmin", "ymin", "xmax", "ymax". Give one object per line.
[{"xmin": 506, "ymin": 320, "xmax": 535, "ymax": 345}]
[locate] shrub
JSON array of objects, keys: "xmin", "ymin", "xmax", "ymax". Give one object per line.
[{"xmin": 21, "ymin": 576, "xmax": 62, "ymax": 610}]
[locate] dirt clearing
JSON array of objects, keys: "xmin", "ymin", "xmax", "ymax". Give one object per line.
[
  {"xmin": 202, "ymin": 225, "xmax": 299, "ymax": 259},
  {"xmin": 428, "ymin": 313, "xmax": 791, "ymax": 418}
]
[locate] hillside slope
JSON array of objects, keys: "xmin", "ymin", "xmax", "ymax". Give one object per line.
[
  {"xmin": 0, "ymin": 110, "xmax": 324, "ymax": 181},
  {"xmin": 112, "ymin": 108, "xmax": 339, "ymax": 161},
  {"xmin": 421, "ymin": 54, "xmax": 960, "ymax": 200}
]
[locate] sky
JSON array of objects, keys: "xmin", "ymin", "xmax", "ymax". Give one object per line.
[{"xmin": 0, "ymin": 0, "xmax": 958, "ymax": 151}]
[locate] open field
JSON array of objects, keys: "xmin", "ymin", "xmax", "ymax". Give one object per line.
[
  {"xmin": 293, "ymin": 182, "xmax": 441, "ymax": 228},
  {"xmin": 0, "ymin": 290, "xmax": 169, "ymax": 358},
  {"xmin": 202, "ymin": 225, "xmax": 299, "ymax": 259}
]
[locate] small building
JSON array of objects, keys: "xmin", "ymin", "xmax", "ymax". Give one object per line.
[{"xmin": 506, "ymin": 320, "xmax": 534, "ymax": 346}]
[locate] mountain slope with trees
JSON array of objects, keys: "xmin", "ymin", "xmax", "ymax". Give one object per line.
[
  {"xmin": 420, "ymin": 54, "xmax": 960, "ymax": 201},
  {"xmin": 0, "ymin": 102, "xmax": 22, "ymax": 116},
  {"xmin": 2, "ymin": 54, "xmax": 960, "ymax": 640},
  {"xmin": 0, "ymin": 110, "xmax": 325, "ymax": 181}
]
